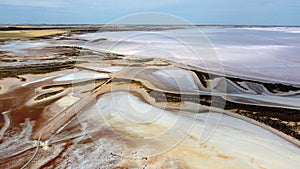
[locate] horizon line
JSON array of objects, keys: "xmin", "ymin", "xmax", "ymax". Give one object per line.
[{"xmin": 0, "ymin": 24, "xmax": 300, "ymax": 27}]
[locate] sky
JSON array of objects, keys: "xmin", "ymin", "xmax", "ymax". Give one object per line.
[{"xmin": 0, "ymin": 0, "xmax": 299, "ymax": 25}]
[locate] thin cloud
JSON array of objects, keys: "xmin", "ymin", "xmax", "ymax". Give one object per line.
[
  {"xmin": 0, "ymin": 0, "xmax": 68, "ymax": 8},
  {"xmin": 0, "ymin": 0, "xmax": 183, "ymax": 9}
]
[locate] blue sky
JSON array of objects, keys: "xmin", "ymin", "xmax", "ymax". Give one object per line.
[{"xmin": 0, "ymin": 0, "xmax": 299, "ymax": 25}]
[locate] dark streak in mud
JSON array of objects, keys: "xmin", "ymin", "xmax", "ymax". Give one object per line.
[
  {"xmin": 0, "ymin": 61, "xmax": 76, "ymax": 79},
  {"xmin": 192, "ymin": 68, "xmax": 300, "ymax": 94},
  {"xmin": 42, "ymin": 78, "xmax": 109, "ymax": 90},
  {"xmin": 34, "ymin": 89, "xmax": 64, "ymax": 101}
]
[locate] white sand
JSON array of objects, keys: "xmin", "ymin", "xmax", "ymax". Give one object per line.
[
  {"xmin": 54, "ymin": 71, "xmax": 109, "ymax": 82},
  {"xmin": 77, "ymin": 91, "xmax": 300, "ymax": 169}
]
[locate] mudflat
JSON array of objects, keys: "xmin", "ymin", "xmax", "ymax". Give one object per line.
[{"xmin": 0, "ymin": 25, "xmax": 300, "ymax": 168}]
